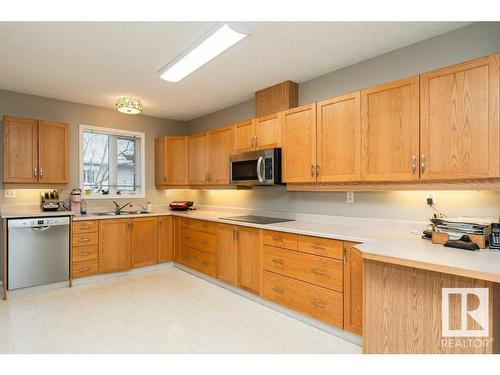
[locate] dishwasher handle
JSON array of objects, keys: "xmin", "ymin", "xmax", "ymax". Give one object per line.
[{"xmin": 31, "ymin": 226, "xmax": 52, "ymax": 232}]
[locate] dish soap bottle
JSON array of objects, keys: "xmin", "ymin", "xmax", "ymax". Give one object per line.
[{"xmin": 80, "ymin": 198, "xmax": 87, "ymax": 215}]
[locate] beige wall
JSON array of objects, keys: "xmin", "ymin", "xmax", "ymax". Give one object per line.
[
  {"xmin": 186, "ymin": 22, "xmax": 500, "ymax": 221},
  {"xmin": 0, "ymin": 89, "xmax": 189, "ymax": 208}
]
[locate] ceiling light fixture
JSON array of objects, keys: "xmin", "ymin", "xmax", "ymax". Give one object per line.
[
  {"xmin": 115, "ymin": 97, "xmax": 143, "ymax": 114},
  {"xmin": 159, "ymin": 23, "xmax": 251, "ymax": 83}
]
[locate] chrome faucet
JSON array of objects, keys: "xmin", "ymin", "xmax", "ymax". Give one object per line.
[{"xmin": 113, "ymin": 201, "xmax": 132, "ymax": 215}]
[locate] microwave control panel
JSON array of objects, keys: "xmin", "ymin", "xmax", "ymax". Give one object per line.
[{"xmin": 264, "ymin": 158, "xmax": 273, "ymax": 180}]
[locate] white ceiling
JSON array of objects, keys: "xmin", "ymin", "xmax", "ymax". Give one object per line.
[{"xmin": 0, "ymin": 22, "xmax": 469, "ymax": 121}]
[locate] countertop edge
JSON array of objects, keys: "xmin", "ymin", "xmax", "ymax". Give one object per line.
[{"xmin": 360, "ymin": 249, "xmax": 500, "ymax": 283}]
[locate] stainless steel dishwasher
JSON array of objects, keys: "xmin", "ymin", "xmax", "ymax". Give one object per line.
[{"xmin": 8, "ymin": 216, "xmax": 70, "ymax": 290}]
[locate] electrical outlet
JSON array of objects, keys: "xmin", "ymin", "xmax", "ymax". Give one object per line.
[
  {"xmin": 4, "ymin": 189, "xmax": 16, "ymax": 199},
  {"xmin": 346, "ymin": 191, "xmax": 354, "ymax": 203},
  {"xmin": 426, "ymin": 191, "xmax": 436, "ymax": 205}
]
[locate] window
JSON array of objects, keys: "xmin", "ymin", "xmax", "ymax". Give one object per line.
[{"xmin": 79, "ymin": 125, "xmax": 145, "ymax": 198}]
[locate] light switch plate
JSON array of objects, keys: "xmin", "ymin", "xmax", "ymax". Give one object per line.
[
  {"xmin": 4, "ymin": 189, "xmax": 16, "ymax": 199},
  {"xmin": 346, "ymin": 191, "xmax": 354, "ymax": 203}
]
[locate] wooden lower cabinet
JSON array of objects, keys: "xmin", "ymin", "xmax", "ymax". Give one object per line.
[
  {"xmin": 217, "ymin": 224, "xmax": 238, "ymax": 286},
  {"xmin": 158, "ymin": 216, "xmax": 173, "ymax": 263},
  {"xmin": 71, "ymin": 220, "xmax": 99, "ymax": 279},
  {"xmin": 179, "ymin": 246, "xmax": 216, "ymax": 277},
  {"xmin": 72, "ymin": 260, "xmax": 98, "ymax": 279},
  {"xmin": 263, "ymin": 271, "xmax": 343, "ymax": 328},
  {"xmin": 343, "ymin": 242, "xmax": 363, "ymax": 335},
  {"xmin": 263, "ymin": 245, "xmax": 343, "ymax": 292},
  {"xmin": 130, "ymin": 217, "xmax": 158, "ymax": 268},
  {"xmin": 237, "ymin": 226, "xmax": 262, "ymax": 295},
  {"xmin": 173, "ymin": 217, "xmax": 182, "ymax": 261},
  {"xmin": 99, "ymin": 219, "xmax": 130, "ymax": 273}
]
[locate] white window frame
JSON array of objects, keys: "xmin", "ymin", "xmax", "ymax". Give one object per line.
[{"xmin": 79, "ymin": 124, "xmax": 146, "ymax": 199}]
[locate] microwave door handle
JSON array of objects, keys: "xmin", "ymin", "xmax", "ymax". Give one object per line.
[{"xmin": 257, "ymin": 156, "xmax": 264, "ymax": 183}]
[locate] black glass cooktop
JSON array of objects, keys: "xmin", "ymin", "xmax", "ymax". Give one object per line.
[{"xmin": 219, "ymin": 215, "xmax": 295, "ymax": 224}]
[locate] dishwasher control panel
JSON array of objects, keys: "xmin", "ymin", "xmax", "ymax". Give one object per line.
[{"xmin": 8, "ymin": 216, "xmax": 70, "ymax": 228}]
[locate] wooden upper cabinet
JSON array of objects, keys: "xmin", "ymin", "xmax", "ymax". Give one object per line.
[
  {"xmin": 188, "ymin": 133, "xmax": 209, "ymax": 184},
  {"xmin": 155, "ymin": 136, "xmax": 189, "ymax": 186},
  {"xmin": 234, "ymin": 119, "xmax": 255, "ymax": 153},
  {"xmin": 130, "ymin": 217, "xmax": 158, "ymax": 268},
  {"xmin": 343, "ymin": 242, "xmax": 363, "ymax": 336},
  {"xmin": 38, "ymin": 121, "xmax": 69, "ymax": 183},
  {"xmin": 281, "ymin": 104, "xmax": 317, "ymax": 183},
  {"xmin": 317, "ymin": 92, "xmax": 361, "ymax": 182},
  {"xmin": 158, "ymin": 216, "xmax": 173, "ymax": 263},
  {"xmin": 217, "ymin": 224, "xmax": 238, "ymax": 287},
  {"xmin": 99, "ymin": 219, "xmax": 130, "ymax": 273},
  {"xmin": 361, "ymin": 76, "xmax": 420, "ymax": 181},
  {"xmin": 3, "ymin": 116, "xmax": 38, "ymax": 183},
  {"xmin": 208, "ymin": 126, "xmax": 233, "ymax": 184},
  {"xmin": 420, "ymin": 54, "xmax": 500, "ymax": 180},
  {"xmin": 254, "ymin": 112, "xmax": 281, "ymax": 150},
  {"xmin": 237, "ymin": 226, "xmax": 261, "ymax": 295}
]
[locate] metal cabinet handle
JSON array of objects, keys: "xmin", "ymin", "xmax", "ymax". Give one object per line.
[
  {"xmin": 272, "ymin": 258, "xmax": 283, "ymax": 264},
  {"xmin": 79, "ymin": 237, "xmax": 91, "ymax": 242},
  {"xmin": 255, "ymin": 136, "xmax": 258, "ymax": 149},
  {"xmin": 310, "ymin": 300, "xmax": 326, "ymax": 309},
  {"xmin": 232, "ymin": 227, "xmax": 236, "ymax": 240},
  {"xmin": 34, "ymin": 167, "xmax": 38, "ymax": 178},
  {"xmin": 39, "ymin": 167, "xmax": 43, "ymax": 177},
  {"xmin": 411, "ymin": 155, "xmax": 417, "ymax": 174},
  {"xmin": 272, "ymin": 287, "xmax": 284, "ymax": 294},
  {"xmin": 311, "ymin": 244, "xmax": 325, "ymax": 251},
  {"xmin": 311, "ymin": 268, "xmax": 326, "ymax": 275},
  {"xmin": 80, "ymin": 225, "xmax": 91, "ymax": 229},
  {"xmin": 201, "ymin": 240, "xmax": 209, "ymax": 245},
  {"xmin": 79, "ymin": 252, "xmax": 90, "ymax": 256},
  {"xmin": 311, "ymin": 165, "xmax": 315, "ymax": 177},
  {"xmin": 421, "ymin": 154, "xmax": 426, "ymax": 174},
  {"xmin": 272, "ymin": 237, "xmax": 283, "ymax": 242},
  {"xmin": 251, "ymin": 137, "xmax": 255, "ymax": 149},
  {"xmin": 78, "ymin": 268, "xmax": 90, "ymax": 272},
  {"xmin": 202, "ymin": 260, "xmax": 209, "ymax": 266},
  {"xmin": 316, "ymin": 165, "xmax": 320, "ymax": 177}
]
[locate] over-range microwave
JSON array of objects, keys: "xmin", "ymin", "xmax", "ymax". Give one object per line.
[{"xmin": 230, "ymin": 148, "xmax": 282, "ymax": 186}]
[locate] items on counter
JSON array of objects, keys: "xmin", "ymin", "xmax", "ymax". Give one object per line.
[
  {"xmin": 169, "ymin": 201, "xmax": 194, "ymax": 211},
  {"xmin": 70, "ymin": 189, "xmax": 82, "ymax": 214},
  {"xmin": 490, "ymin": 223, "xmax": 500, "ymax": 250},
  {"xmin": 40, "ymin": 190, "xmax": 60, "ymax": 211},
  {"xmin": 429, "ymin": 217, "xmax": 493, "ymax": 250}
]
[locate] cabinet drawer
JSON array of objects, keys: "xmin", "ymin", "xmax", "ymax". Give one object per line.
[
  {"xmin": 263, "ymin": 245, "xmax": 343, "ymax": 292},
  {"xmin": 72, "ymin": 220, "xmax": 98, "ymax": 234},
  {"xmin": 72, "ymin": 260, "xmax": 98, "ymax": 279},
  {"xmin": 179, "ymin": 245, "xmax": 216, "ymax": 277},
  {"xmin": 72, "ymin": 232, "xmax": 98, "ymax": 246},
  {"xmin": 263, "ymin": 271, "xmax": 343, "ymax": 328},
  {"xmin": 298, "ymin": 235, "xmax": 343, "ymax": 260},
  {"xmin": 180, "ymin": 227, "xmax": 217, "ymax": 254},
  {"xmin": 72, "ymin": 244, "xmax": 98, "ymax": 262},
  {"xmin": 180, "ymin": 218, "xmax": 217, "ymax": 234},
  {"xmin": 263, "ymin": 230, "xmax": 298, "ymax": 250}
]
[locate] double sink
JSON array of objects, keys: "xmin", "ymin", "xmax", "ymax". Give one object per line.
[{"xmin": 94, "ymin": 211, "xmax": 151, "ymax": 216}]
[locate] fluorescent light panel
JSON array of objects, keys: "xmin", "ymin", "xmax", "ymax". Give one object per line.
[{"xmin": 159, "ymin": 24, "xmax": 249, "ymax": 82}]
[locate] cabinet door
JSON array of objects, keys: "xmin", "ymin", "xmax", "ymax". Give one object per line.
[
  {"xmin": 281, "ymin": 104, "xmax": 317, "ymax": 183},
  {"xmin": 217, "ymin": 224, "xmax": 238, "ymax": 286},
  {"xmin": 154, "ymin": 137, "xmax": 167, "ymax": 186},
  {"xmin": 361, "ymin": 76, "xmax": 420, "ymax": 181},
  {"xmin": 317, "ymin": 92, "xmax": 361, "ymax": 182},
  {"xmin": 188, "ymin": 133, "xmax": 209, "ymax": 184},
  {"xmin": 99, "ymin": 219, "xmax": 130, "ymax": 273},
  {"xmin": 234, "ymin": 119, "xmax": 255, "ymax": 153},
  {"xmin": 343, "ymin": 242, "xmax": 363, "ymax": 336},
  {"xmin": 2, "ymin": 116, "xmax": 38, "ymax": 183},
  {"xmin": 208, "ymin": 126, "xmax": 233, "ymax": 184},
  {"xmin": 237, "ymin": 226, "xmax": 261, "ymax": 295},
  {"xmin": 130, "ymin": 217, "xmax": 158, "ymax": 268},
  {"xmin": 420, "ymin": 54, "xmax": 499, "ymax": 180},
  {"xmin": 255, "ymin": 112, "xmax": 281, "ymax": 150},
  {"xmin": 173, "ymin": 217, "xmax": 182, "ymax": 261},
  {"xmin": 38, "ymin": 121, "xmax": 69, "ymax": 183},
  {"xmin": 158, "ymin": 216, "xmax": 173, "ymax": 263},
  {"xmin": 165, "ymin": 136, "xmax": 189, "ymax": 185}
]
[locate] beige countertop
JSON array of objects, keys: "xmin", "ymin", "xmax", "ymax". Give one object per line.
[{"xmin": 3, "ymin": 205, "xmax": 499, "ymax": 283}]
